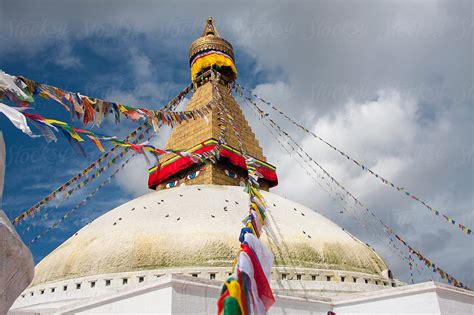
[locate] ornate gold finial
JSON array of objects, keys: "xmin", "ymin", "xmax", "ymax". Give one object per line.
[
  {"xmin": 201, "ymin": 17, "xmax": 220, "ymax": 37},
  {"xmin": 188, "ymin": 17, "xmax": 237, "ymax": 82}
]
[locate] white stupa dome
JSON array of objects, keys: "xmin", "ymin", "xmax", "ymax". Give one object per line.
[{"xmin": 32, "ymin": 185, "xmax": 388, "ymax": 287}]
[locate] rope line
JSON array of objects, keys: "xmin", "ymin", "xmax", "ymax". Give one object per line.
[
  {"xmin": 240, "ymin": 91, "xmax": 425, "ymax": 279},
  {"xmin": 236, "ymin": 87, "xmax": 469, "ymax": 289},
  {"xmin": 236, "ymin": 83, "xmax": 472, "ymax": 237}
]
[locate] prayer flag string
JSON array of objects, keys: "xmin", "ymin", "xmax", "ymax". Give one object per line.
[
  {"xmin": 11, "ymin": 83, "xmax": 204, "ymax": 226},
  {"xmin": 3, "ymin": 106, "xmax": 205, "ymax": 163},
  {"xmin": 213, "ymin": 72, "xmax": 275, "ymax": 315},
  {"xmin": 0, "ymin": 70, "xmax": 217, "ymax": 128},
  {"xmin": 235, "ymin": 83, "xmax": 472, "ymax": 237},
  {"xmin": 49, "ymin": 132, "xmax": 148, "ymax": 213},
  {"xmin": 241, "ymin": 94, "xmax": 423, "ymax": 278},
  {"xmin": 237, "ymin": 87, "xmax": 469, "ymax": 290},
  {"xmin": 26, "ymin": 144, "xmax": 145, "ymax": 246},
  {"xmin": 11, "ymin": 111, "xmax": 207, "ymax": 225},
  {"xmin": 11, "ymin": 122, "xmax": 150, "ymax": 225}
]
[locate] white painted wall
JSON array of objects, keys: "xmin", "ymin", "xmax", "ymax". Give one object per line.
[
  {"xmin": 333, "ymin": 283, "xmax": 474, "ymax": 315},
  {"xmin": 69, "ymin": 275, "xmax": 334, "ymax": 315},
  {"xmin": 437, "ymin": 288, "xmax": 474, "ymax": 315},
  {"xmin": 9, "ymin": 277, "xmax": 474, "ymax": 315},
  {"xmin": 171, "ymin": 280, "xmax": 220, "ymax": 314},
  {"xmin": 12, "ymin": 266, "xmax": 397, "ymax": 310},
  {"xmin": 74, "ymin": 287, "xmax": 173, "ymax": 314},
  {"xmin": 334, "ymin": 291, "xmax": 441, "ymax": 315},
  {"xmin": 271, "ymin": 296, "xmax": 331, "ymax": 315}
]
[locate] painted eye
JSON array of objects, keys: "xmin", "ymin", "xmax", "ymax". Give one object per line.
[
  {"xmin": 225, "ymin": 169, "xmax": 237, "ymax": 179},
  {"xmin": 165, "ymin": 181, "xmax": 178, "ymax": 188},
  {"xmin": 187, "ymin": 171, "xmax": 200, "ymax": 180}
]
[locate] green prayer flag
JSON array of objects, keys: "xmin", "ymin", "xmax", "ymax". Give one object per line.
[{"xmin": 223, "ymin": 296, "xmax": 241, "ymax": 315}]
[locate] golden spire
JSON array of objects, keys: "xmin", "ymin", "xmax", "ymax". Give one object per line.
[
  {"xmin": 188, "ymin": 17, "xmax": 237, "ymax": 82},
  {"xmin": 148, "ymin": 18, "xmax": 277, "ymax": 191},
  {"xmin": 201, "ymin": 17, "xmax": 220, "ymax": 37}
]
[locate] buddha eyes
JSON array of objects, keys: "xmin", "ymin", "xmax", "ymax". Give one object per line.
[
  {"xmin": 187, "ymin": 171, "xmax": 200, "ymax": 180},
  {"xmin": 165, "ymin": 170, "xmax": 202, "ymax": 188},
  {"xmin": 165, "ymin": 181, "xmax": 178, "ymax": 188},
  {"xmin": 225, "ymin": 169, "xmax": 237, "ymax": 179}
]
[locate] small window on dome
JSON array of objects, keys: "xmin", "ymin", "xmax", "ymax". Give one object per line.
[
  {"xmin": 326, "ymin": 276, "xmax": 332, "ymax": 282},
  {"xmin": 90, "ymin": 281, "xmax": 96, "ymax": 288},
  {"xmin": 210, "ymin": 273, "xmax": 216, "ymax": 280},
  {"xmin": 388, "ymin": 269, "xmax": 394, "ymax": 279},
  {"xmin": 296, "ymin": 274, "xmax": 302, "ymax": 280},
  {"xmin": 311, "ymin": 275, "xmax": 316, "ymax": 281},
  {"xmin": 105, "ymin": 279, "xmax": 111, "ymax": 286},
  {"xmin": 192, "ymin": 273, "xmax": 198, "ymax": 277},
  {"xmin": 40, "ymin": 289, "xmax": 44, "ymax": 295},
  {"xmin": 63, "ymin": 285, "xmax": 68, "ymax": 291},
  {"xmin": 51, "ymin": 288, "xmax": 56, "ymax": 293},
  {"xmin": 122, "ymin": 278, "xmax": 128, "ymax": 285},
  {"xmin": 138, "ymin": 276, "xmax": 145, "ymax": 283},
  {"xmin": 341, "ymin": 276, "xmax": 345, "ymax": 282},
  {"xmin": 281, "ymin": 273, "xmax": 288, "ymax": 280},
  {"xmin": 76, "ymin": 283, "xmax": 81, "ymax": 290}
]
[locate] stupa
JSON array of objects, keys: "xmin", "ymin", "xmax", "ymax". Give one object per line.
[{"xmin": 9, "ymin": 17, "xmax": 473, "ymax": 315}]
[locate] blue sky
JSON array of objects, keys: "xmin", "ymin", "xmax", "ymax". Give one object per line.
[{"xmin": 0, "ymin": 0, "xmax": 472, "ymax": 287}]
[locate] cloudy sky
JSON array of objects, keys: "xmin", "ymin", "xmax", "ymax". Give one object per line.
[{"xmin": 0, "ymin": 0, "xmax": 472, "ymax": 287}]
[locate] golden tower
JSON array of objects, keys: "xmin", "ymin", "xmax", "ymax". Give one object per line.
[{"xmin": 148, "ymin": 17, "xmax": 277, "ymax": 191}]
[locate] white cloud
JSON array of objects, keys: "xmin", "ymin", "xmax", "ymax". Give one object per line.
[
  {"xmin": 265, "ymin": 88, "xmax": 416, "ymax": 203},
  {"xmin": 114, "ymin": 154, "xmax": 151, "ymax": 197},
  {"xmin": 102, "ymin": 43, "xmax": 190, "ymax": 197},
  {"xmin": 129, "ymin": 48, "xmax": 153, "ymax": 81},
  {"xmin": 114, "ymin": 127, "xmax": 172, "ymax": 197},
  {"xmin": 55, "ymin": 44, "xmax": 82, "ymax": 69}
]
